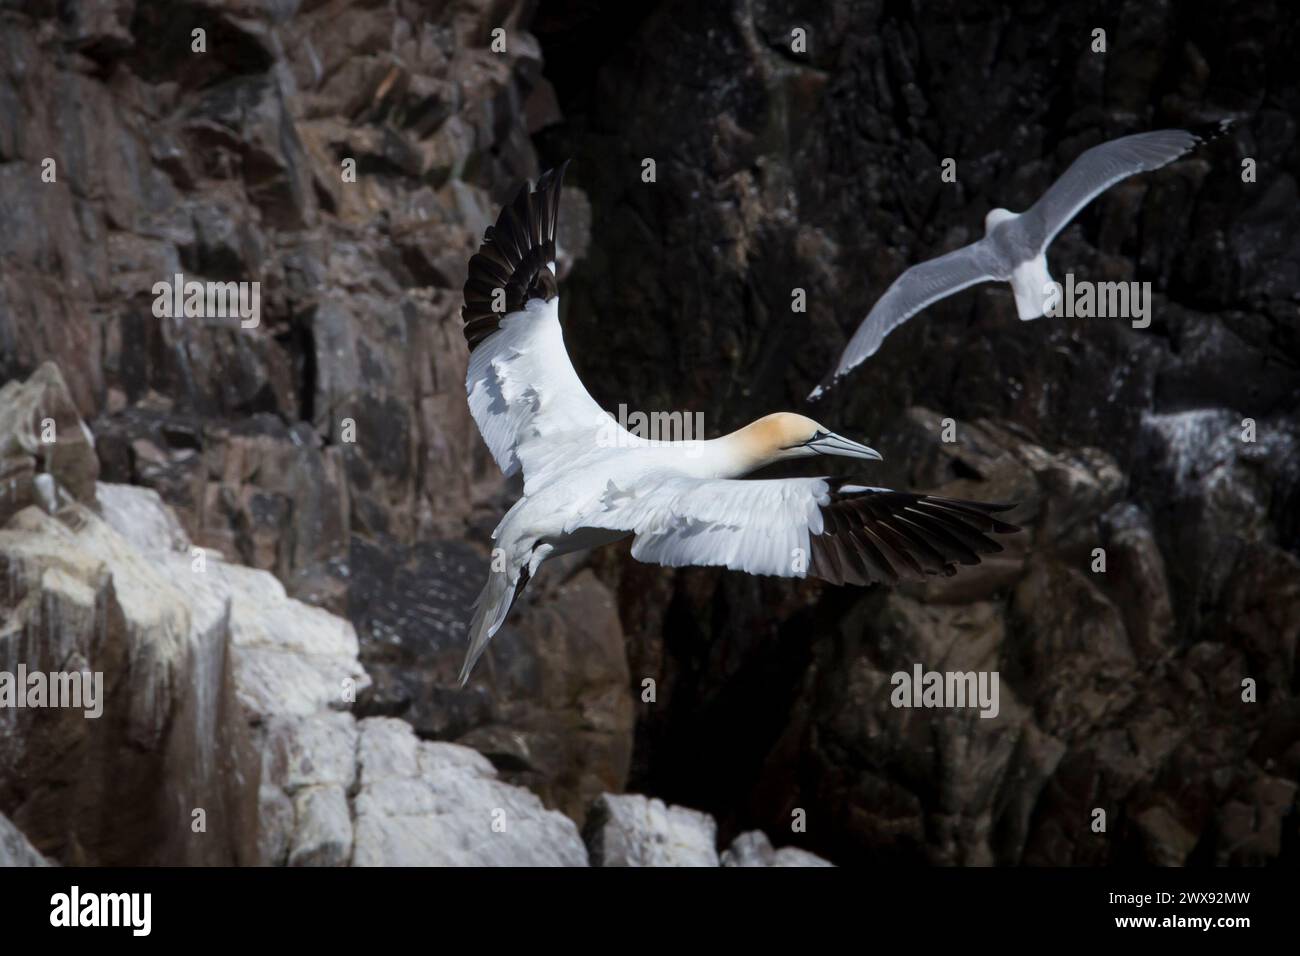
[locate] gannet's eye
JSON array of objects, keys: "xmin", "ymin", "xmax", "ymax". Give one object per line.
[{"xmin": 781, "ymin": 429, "xmax": 827, "ymax": 451}]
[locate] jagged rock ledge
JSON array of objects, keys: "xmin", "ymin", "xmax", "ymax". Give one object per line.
[{"xmin": 0, "ymin": 364, "xmax": 826, "ymax": 866}]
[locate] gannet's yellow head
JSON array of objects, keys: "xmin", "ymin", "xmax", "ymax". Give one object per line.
[{"xmin": 739, "ymin": 413, "xmax": 883, "ymax": 467}]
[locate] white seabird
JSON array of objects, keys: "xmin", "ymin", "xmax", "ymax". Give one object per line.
[
  {"xmin": 457, "ymin": 162, "xmax": 1020, "ymax": 685},
  {"xmin": 811, "ymin": 123, "xmax": 1231, "ymax": 398}
]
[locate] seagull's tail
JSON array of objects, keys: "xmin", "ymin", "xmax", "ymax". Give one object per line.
[
  {"xmin": 458, "ymin": 558, "xmax": 530, "ymax": 687},
  {"xmin": 1009, "ymin": 254, "xmax": 1054, "ymax": 320}
]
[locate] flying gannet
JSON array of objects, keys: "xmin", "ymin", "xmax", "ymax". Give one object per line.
[
  {"xmin": 457, "ymin": 162, "xmax": 1020, "ymax": 685},
  {"xmin": 811, "ymin": 123, "xmax": 1231, "ymax": 398}
]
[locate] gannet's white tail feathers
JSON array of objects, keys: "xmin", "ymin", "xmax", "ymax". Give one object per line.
[
  {"xmin": 458, "ymin": 561, "xmax": 530, "ymax": 687},
  {"xmin": 1009, "ymin": 254, "xmax": 1053, "ymax": 320}
]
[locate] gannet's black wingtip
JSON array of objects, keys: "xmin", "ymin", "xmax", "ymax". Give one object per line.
[
  {"xmin": 532, "ymin": 160, "xmax": 571, "ymax": 231},
  {"xmin": 537, "ymin": 158, "xmax": 572, "ymax": 189},
  {"xmin": 461, "ymin": 160, "xmax": 572, "ymax": 351},
  {"xmin": 807, "ymin": 486, "xmax": 1023, "ymax": 587}
]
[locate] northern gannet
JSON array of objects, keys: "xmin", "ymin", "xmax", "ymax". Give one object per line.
[
  {"xmin": 811, "ymin": 123, "xmax": 1231, "ymax": 398},
  {"xmin": 457, "ymin": 162, "xmax": 1021, "ymax": 685}
]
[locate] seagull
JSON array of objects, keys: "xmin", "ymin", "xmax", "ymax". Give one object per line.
[
  {"xmin": 457, "ymin": 162, "xmax": 1021, "ymax": 685},
  {"xmin": 811, "ymin": 123, "xmax": 1232, "ymax": 398}
]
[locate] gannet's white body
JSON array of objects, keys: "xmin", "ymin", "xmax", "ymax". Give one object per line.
[
  {"xmin": 813, "ymin": 123, "xmax": 1231, "ymax": 397},
  {"xmin": 457, "ymin": 163, "xmax": 1018, "ymax": 684}
]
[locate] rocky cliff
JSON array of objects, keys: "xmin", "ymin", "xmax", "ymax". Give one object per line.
[
  {"xmin": 0, "ymin": 363, "xmax": 823, "ymax": 865},
  {"xmin": 530, "ymin": 0, "xmax": 1299, "ymax": 865},
  {"xmin": 0, "ymin": 0, "xmax": 1297, "ymax": 865}
]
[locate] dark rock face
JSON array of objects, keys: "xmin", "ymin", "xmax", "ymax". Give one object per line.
[
  {"xmin": 0, "ymin": 0, "xmax": 1296, "ymax": 867},
  {"xmin": 533, "ymin": 0, "xmax": 1300, "ymax": 864}
]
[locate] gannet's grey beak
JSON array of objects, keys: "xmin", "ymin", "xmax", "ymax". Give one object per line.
[{"xmin": 807, "ymin": 432, "xmax": 883, "ymax": 461}]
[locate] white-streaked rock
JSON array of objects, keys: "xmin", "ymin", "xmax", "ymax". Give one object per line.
[
  {"xmin": 4, "ymin": 480, "xmax": 643, "ymax": 868},
  {"xmin": 351, "ymin": 718, "xmax": 587, "ymax": 866},
  {"xmin": 288, "ymin": 785, "xmax": 354, "ymax": 867},
  {"xmin": 584, "ymin": 793, "xmax": 719, "ymax": 866},
  {"xmin": 0, "ymin": 362, "xmax": 99, "ymax": 522},
  {"xmin": 722, "ymin": 830, "xmax": 834, "ymax": 867},
  {"xmin": 96, "ymin": 482, "xmax": 191, "ymax": 555},
  {"xmin": 0, "ymin": 813, "xmax": 51, "ymax": 866}
]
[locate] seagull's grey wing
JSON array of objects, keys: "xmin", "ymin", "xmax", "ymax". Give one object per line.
[
  {"xmin": 1013, "ymin": 128, "xmax": 1209, "ymax": 253},
  {"xmin": 814, "ymin": 240, "xmax": 1000, "ymax": 396}
]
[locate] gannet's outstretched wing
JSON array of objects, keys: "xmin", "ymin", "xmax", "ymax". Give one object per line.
[
  {"xmin": 1012, "ymin": 127, "xmax": 1220, "ymax": 253},
  {"xmin": 461, "ymin": 161, "xmax": 617, "ymax": 486},
  {"xmin": 811, "ymin": 241, "xmax": 1000, "ymax": 398},
  {"xmin": 577, "ymin": 476, "xmax": 1019, "ymax": 583}
]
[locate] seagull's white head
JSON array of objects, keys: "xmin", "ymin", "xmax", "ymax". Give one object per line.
[
  {"xmin": 737, "ymin": 413, "xmax": 883, "ymax": 468},
  {"xmin": 984, "ymin": 207, "xmax": 1017, "ymax": 234}
]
